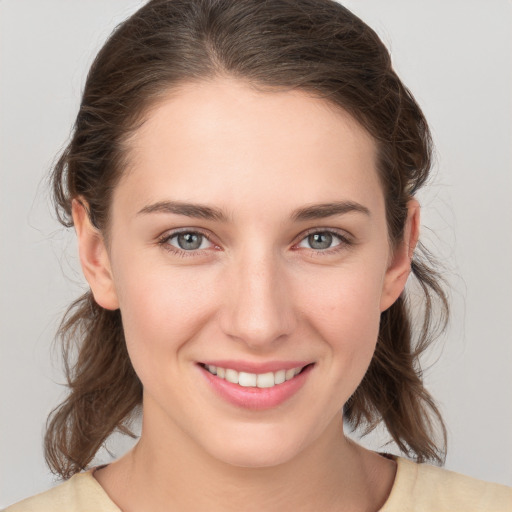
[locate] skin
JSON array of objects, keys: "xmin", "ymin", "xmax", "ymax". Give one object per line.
[{"xmin": 73, "ymin": 77, "xmax": 420, "ymax": 511}]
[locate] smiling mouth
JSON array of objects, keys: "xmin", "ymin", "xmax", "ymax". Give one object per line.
[{"xmin": 198, "ymin": 363, "xmax": 313, "ymax": 389}]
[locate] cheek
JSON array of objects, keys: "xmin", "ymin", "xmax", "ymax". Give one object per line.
[
  {"xmin": 296, "ymin": 263, "xmax": 384, "ymax": 372},
  {"xmin": 301, "ymin": 262, "xmax": 383, "ymax": 330},
  {"xmin": 113, "ymin": 259, "xmax": 218, "ymax": 380}
]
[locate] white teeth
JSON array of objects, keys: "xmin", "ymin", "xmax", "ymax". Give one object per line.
[
  {"xmin": 238, "ymin": 371, "xmax": 257, "ymax": 387},
  {"xmin": 225, "ymin": 368, "xmax": 238, "ymax": 384},
  {"xmin": 285, "ymin": 368, "xmax": 296, "ymax": 380},
  {"xmin": 204, "ymin": 364, "xmax": 307, "ymax": 388},
  {"xmin": 256, "ymin": 372, "xmax": 275, "ymax": 388},
  {"xmin": 274, "ymin": 369, "xmax": 286, "ymax": 385}
]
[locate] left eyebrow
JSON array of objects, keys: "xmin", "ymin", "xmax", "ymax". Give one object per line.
[{"xmin": 290, "ymin": 201, "xmax": 371, "ymax": 222}]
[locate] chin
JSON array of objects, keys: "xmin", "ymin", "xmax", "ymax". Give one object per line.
[{"xmin": 202, "ymin": 423, "xmax": 312, "ymax": 469}]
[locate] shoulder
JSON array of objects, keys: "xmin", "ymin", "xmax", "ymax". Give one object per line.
[
  {"xmin": 380, "ymin": 456, "xmax": 512, "ymax": 512},
  {"xmin": 2, "ymin": 471, "xmax": 120, "ymax": 512}
]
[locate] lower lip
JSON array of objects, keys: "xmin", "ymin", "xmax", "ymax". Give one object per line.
[{"xmin": 198, "ymin": 364, "xmax": 314, "ymax": 410}]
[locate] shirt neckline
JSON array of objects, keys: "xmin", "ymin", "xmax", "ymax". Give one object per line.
[{"xmin": 82, "ymin": 453, "xmax": 408, "ymax": 511}]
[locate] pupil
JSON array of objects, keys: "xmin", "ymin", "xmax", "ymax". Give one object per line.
[
  {"xmin": 309, "ymin": 232, "xmax": 332, "ymax": 250},
  {"xmin": 178, "ymin": 233, "xmax": 202, "ymax": 250}
]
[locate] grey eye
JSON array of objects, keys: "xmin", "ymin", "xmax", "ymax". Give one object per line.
[
  {"xmin": 308, "ymin": 232, "xmax": 333, "ymax": 250},
  {"xmin": 298, "ymin": 231, "xmax": 342, "ymax": 251},
  {"xmin": 173, "ymin": 232, "xmax": 207, "ymax": 250}
]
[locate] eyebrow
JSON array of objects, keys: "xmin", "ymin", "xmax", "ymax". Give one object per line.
[
  {"xmin": 137, "ymin": 200, "xmax": 370, "ymax": 222},
  {"xmin": 291, "ymin": 201, "xmax": 370, "ymax": 221},
  {"xmin": 138, "ymin": 200, "xmax": 228, "ymax": 222}
]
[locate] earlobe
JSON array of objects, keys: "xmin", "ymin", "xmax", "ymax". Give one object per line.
[
  {"xmin": 379, "ymin": 199, "xmax": 421, "ymax": 312},
  {"xmin": 72, "ymin": 199, "xmax": 119, "ymax": 310}
]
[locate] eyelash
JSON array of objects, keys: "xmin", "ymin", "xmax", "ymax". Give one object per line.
[
  {"xmin": 296, "ymin": 228, "xmax": 353, "ymax": 257},
  {"xmin": 157, "ymin": 228, "xmax": 353, "ymax": 258},
  {"xmin": 157, "ymin": 228, "xmax": 216, "ymax": 258}
]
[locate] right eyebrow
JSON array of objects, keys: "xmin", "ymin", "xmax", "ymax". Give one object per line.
[{"xmin": 137, "ymin": 200, "xmax": 230, "ymax": 222}]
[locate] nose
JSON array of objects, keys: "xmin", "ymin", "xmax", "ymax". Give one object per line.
[{"xmin": 219, "ymin": 249, "xmax": 297, "ymax": 350}]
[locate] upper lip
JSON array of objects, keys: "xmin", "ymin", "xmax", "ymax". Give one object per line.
[{"xmin": 199, "ymin": 360, "xmax": 313, "ymax": 374}]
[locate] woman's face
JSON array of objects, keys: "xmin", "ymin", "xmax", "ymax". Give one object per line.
[{"xmin": 76, "ymin": 77, "xmax": 414, "ymax": 468}]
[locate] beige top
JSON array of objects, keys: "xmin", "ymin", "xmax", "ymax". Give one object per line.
[{"xmin": 4, "ymin": 456, "xmax": 512, "ymax": 511}]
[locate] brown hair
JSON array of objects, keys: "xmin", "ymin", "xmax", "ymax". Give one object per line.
[{"xmin": 46, "ymin": 0, "xmax": 449, "ymax": 479}]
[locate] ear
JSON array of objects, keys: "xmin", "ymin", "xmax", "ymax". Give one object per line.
[
  {"xmin": 379, "ymin": 199, "xmax": 420, "ymax": 312},
  {"xmin": 72, "ymin": 198, "xmax": 119, "ymax": 310}
]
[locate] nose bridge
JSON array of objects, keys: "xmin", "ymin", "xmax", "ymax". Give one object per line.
[{"xmin": 221, "ymin": 245, "xmax": 295, "ymax": 348}]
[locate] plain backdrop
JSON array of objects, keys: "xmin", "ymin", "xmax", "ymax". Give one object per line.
[{"xmin": 1, "ymin": 0, "xmax": 511, "ymax": 506}]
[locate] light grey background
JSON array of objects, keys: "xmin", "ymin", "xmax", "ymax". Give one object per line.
[{"xmin": 1, "ymin": 0, "xmax": 511, "ymax": 506}]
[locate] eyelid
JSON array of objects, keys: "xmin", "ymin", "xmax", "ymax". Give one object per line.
[
  {"xmin": 291, "ymin": 227, "xmax": 354, "ymax": 257},
  {"xmin": 157, "ymin": 228, "xmax": 218, "ymax": 254},
  {"xmin": 157, "ymin": 226, "xmax": 353, "ymax": 257},
  {"xmin": 294, "ymin": 227, "xmax": 352, "ymax": 244}
]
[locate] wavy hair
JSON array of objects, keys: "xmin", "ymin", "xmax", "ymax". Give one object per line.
[{"xmin": 45, "ymin": 0, "xmax": 448, "ymax": 479}]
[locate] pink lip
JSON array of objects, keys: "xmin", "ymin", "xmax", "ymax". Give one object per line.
[
  {"xmin": 200, "ymin": 360, "xmax": 311, "ymax": 374},
  {"xmin": 197, "ymin": 362, "xmax": 314, "ymax": 411}
]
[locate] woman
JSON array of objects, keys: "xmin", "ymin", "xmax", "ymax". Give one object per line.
[{"xmin": 4, "ymin": 0, "xmax": 511, "ymax": 510}]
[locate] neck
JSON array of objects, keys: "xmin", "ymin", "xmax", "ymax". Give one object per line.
[{"xmin": 95, "ymin": 408, "xmax": 394, "ymax": 512}]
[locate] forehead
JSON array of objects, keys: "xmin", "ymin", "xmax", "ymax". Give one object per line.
[{"xmin": 116, "ymin": 77, "xmax": 383, "ymax": 218}]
